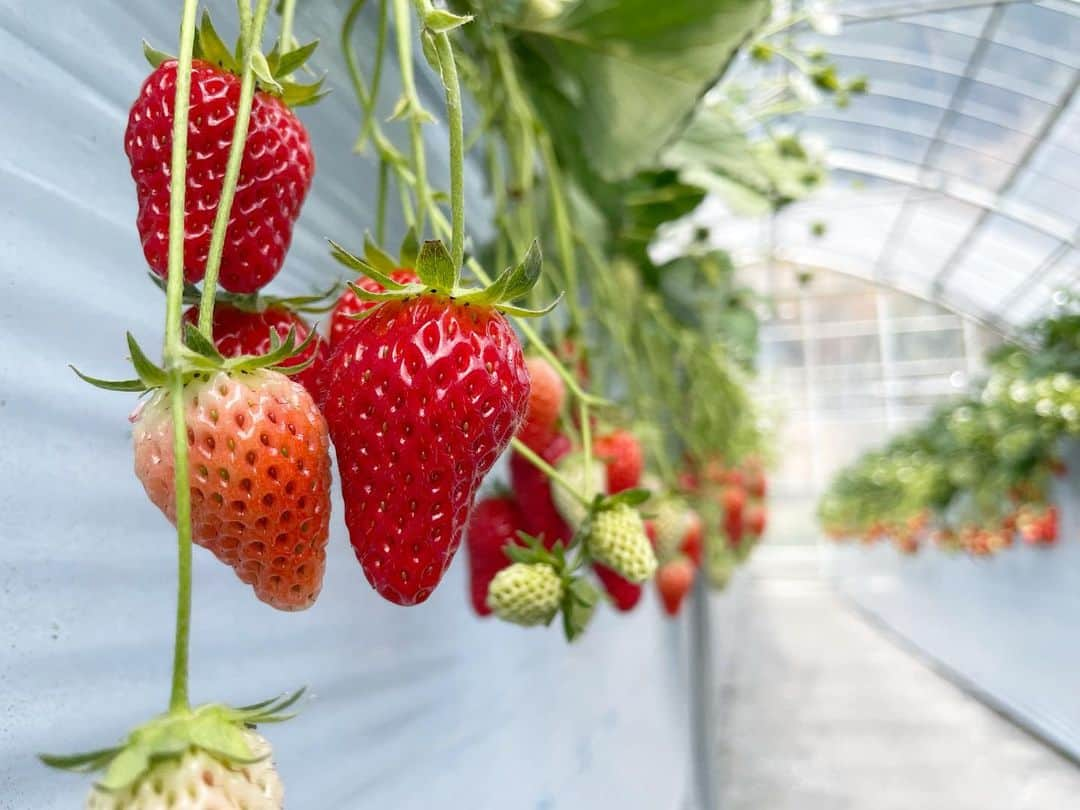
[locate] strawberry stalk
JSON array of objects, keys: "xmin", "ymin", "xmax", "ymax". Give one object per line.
[
  {"xmin": 393, "ymin": 0, "xmax": 431, "ymax": 235},
  {"xmin": 432, "ymin": 30, "xmax": 465, "ymax": 273},
  {"xmin": 197, "ymin": 0, "xmax": 275, "ymax": 334},
  {"xmin": 162, "ymin": 0, "xmax": 202, "ymax": 714},
  {"xmin": 279, "ymin": 0, "xmax": 298, "ymax": 50}
]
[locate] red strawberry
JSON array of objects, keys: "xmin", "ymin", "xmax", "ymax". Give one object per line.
[
  {"xmin": 594, "ymin": 563, "xmax": 643, "ymax": 612},
  {"xmin": 465, "ymin": 495, "xmax": 524, "ymax": 617},
  {"xmin": 656, "ymin": 557, "xmax": 695, "ymax": 616},
  {"xmin": 593, "ymin": 429, "xmax": 644, "ymax": 494},
  {"xmin": 682, "ymin": 510, "xmax": 703, "ymax": 567},
  {"xmin": 745, "ymin": 503, "xmax": 767, "ymax": 538},
  {"xmin": 182, "ymin": 304, "xmax": 327, "ymax": 401},
  {"xmin": 721, "ymin": 485, "xmax": 746, "ymax": 518},
  {"xmin": 516, "ymin": 356, "xmax": 565, "ymax": 452},
  {"xmin": 745, "ymin": 467, "xmax": 767, "ymax": 499},
  {"xmin": 132, "ymin": 369, "xmax": 332, "ymax": 610},
  {"xmin": 509, "ymin": 433, "xmax": 573, "ymax": 549},
  {"xmin": 125, "ymin": 25, "xmax": 320, "ymax": 293},
  {"xmin": 323, "ymin": 294, "xmax": 530, "ymax": 605},
  {"xmin": 330, "ymin": 269, "xmax": 420, "ymax": 346}
]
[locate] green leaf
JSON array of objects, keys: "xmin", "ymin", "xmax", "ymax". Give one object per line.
[
  {"xmin": 511, "ymin": 0, "xmax": 770, "ymax": 181},
  {"xmin": 399, "ymin": 228, "xmax": 420, "ymax": 268},
  {"xmin": 364, "ymin": 234, "xmax": 399, "ymax": 274},
  {"xmin": 331, "ymin": 241, "xmax": 417, "ymax": 291},
  {"xmin": 142, "ymin": 40, "xmax": 172, "ymax": 68},
  {"xmin": 194, "ymin": 12, "xmax": 236, "ymax": 72},
  {"xmin": 562, "ymin": 576, "xmax": 599, "ymax": 641},
  {"xmin": 39, "ymin": 747, "xmax": 122, "ymax": 772},
  {"xmin": 183, "ymin": 324, "xmax": 224, "ymax": 363},
  {"xmin": 281, "ymin": 77, "xmax": 327, "ymax": 108},
  {"xmin": 274, "ymin": 39, "xmax": 319, "ymax": 78},
  {"xmin": 126, "ymin": 333, "xmax": 167, "ymax": 387},
  {"xmin": 98, "ymin": 747, "xmax": 152, "ymax": 792},
  {"xmin": 188, "ymin": 716, "xmax": 256, "ymax": 763},
  {"xmin": 424, "ymin": 9, "xmax": 472, "ymax": 33},
  {"xmin": 250, "ymin": 51, "xmax": 284, "ymax": 95},
  {"xmin": 70, "ymin": 366, "xmax": 148, "ymax": 393},
  {"xmin": 604, "ymin": 487, "xmax": 652, "ymax": 508},
  {"xmin": 415, "ymin": 240, "xmax": 457, "ymax": 291}
]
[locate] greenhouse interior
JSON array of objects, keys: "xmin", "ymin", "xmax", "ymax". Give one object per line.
[{"xmin": 1, "ymin": 0, "xmax": 1078, "ymax": 808}]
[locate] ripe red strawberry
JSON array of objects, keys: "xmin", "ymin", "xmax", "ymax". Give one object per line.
[
  {"xmin": 593, "ymin": 429, "xmax": 644, "ymax": 494},
  {"xmin": 656, "ymin": 557, "xmax": 695, "ymax": 616},
  {"xmin": 133, "ymin": 369, "xmax": 332, "ymax": 610},
  {"xmin": 323, "ymin": 293, "xmax": 529, "ymax": 605},
  {"xmin": 516, "ymin": 355, "xmax": 565, "ymax": 452},
  {"xmin": 182, "ymin": 304, "xmax": 327, "ymax": 401},
  {"xmin": 594, "ymin": 563, "xmax": 643, "ymax": 612},
  {"xmin": 721, "ymin": 485, "xmax": 746, "ymax": 518},
  {"xmin": 745, "ymin": 502, "xmax": 767, "ymax": 538},
  {"xmin": 465, "ymin": 495, "xmax": 524, "ymax": 617},
  {"xmin": 682, "ymin": 510, "xmax": 703, "ymax": 567},
  {"xmin": 745, "ymin": 466, "xmax": 767, "ymax": 499},
  {"xmin": 509, "ymin": 433, "xmax": 573, "ymax": 549},
  {"xmin": 125, "ymin": 23, "xmax": 321, "ymax": 293},
  {"xmin": 330, "ymin": 268, "xmax": 420, "ymax": 346}
]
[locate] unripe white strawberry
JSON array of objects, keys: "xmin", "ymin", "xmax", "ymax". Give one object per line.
[
  {"xmin": 706, "ymin": 538, "xmax": 737, "ymax": 590},
  {"xmin": 588, "ymin": 503, "xmax": 657, "ymax": 583},
  {"xmin": 551, "ymin": 452, "xmax": 605, "ymax": 527},
  {"xmin": 653, "ymin": 497, "xmax": 692, "ymax": 563},
  {"xmin": 487, "ymin": 562, "xmax": 564, "ymax": 626},
  {"xmin": 85, "ymin": 732, "xmax": 282, "ymax": 810}
]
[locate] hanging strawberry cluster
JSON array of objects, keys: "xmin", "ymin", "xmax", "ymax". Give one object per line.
[
  {"xmin": 42, "ymin": 0, "xmax": 870, "ymax": 804},
  {"xmin": 819, "ymin": 301, "xmax": 1079, "ymax": 557}
]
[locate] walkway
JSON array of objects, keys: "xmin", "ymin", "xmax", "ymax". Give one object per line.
[{"xmin": 712, "ymin": 548, "xmax": 1080, "ymax": 810}]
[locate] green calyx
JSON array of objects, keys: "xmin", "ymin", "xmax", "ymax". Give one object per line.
[
  {"xmin": 330, "ymin": 235, "xmax": 560, "ymax": 318},
  {"xmin": 39, "ymin": 690, "xmax": 303, "ymax": 791},
  {"xmin": 498, "ymin": 533, "xmax": 600, "ymax": 641},
  {"xmin": 71, "ymin": 325, "xmax": 319, "ymax": 394},
  {"xmin": 144, "ymin": 11, "xmax": 325, "ymax": 107}
]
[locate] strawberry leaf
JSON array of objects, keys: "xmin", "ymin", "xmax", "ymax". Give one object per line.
[
  {"xmin": 126, "ymin": 333, "xmax": 167, "ymax": 387},
  {"xmin": 70, "ymin": 367, "xmax": 148, "ymax": 393},
  {"xmin": 273, "ymin": 38, "xmax": 319, "ymax": 79},
  {"xmin": 415, "ymin": 240, "xmax": 457, "ymax": 291},
  {"xmin": 363, "ymin": 233, "xmax": 398, "ymax": 274},
  {"xmin": 142, "ymin": 40, "xmax": 172, "ymax": 69},
  {"xmin": 399, "ymin": 227, "xmax": 420, "ymax": 268},
  {"xmin": 194, "ymin": 12, "xmax": 237, "ymax": 73},
  {"xmin": 183, "ymin": 324, "xmax": 225, "ymax": 363},
  {"xmin": 424, "ymin": 9, "xmax": 472, "ymax": 33}
]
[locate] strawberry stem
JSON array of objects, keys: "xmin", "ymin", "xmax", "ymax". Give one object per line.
[
  {"xmin": 279, "ymin": 0, "xmax": 297, "ymax": 51},
  {"xmin": 393, "ymin": 0, "xmax": 430, "ymax": 236},
  {"xmin": 433, "ymin": 31, "xmax": 465, "ymax": 278},
  {"xmin": 163, "ymin": 0, "xmax": 202, "ymax": 715},
  {"xmin": 197, "ymin": 0, "xmax": 275, "ymax": 334},
  {"xmin": 510, "ymin": 438, "xmax": 592, "ymax": 508}
]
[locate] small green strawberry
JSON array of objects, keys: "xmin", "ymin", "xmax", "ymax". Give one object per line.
[
  {"xmin": 587, "ymin": 503, "xmax": 657, "ymax": 583},
  {"xmin": 487, "ymin": 562, "xmax": 564, "ymax": 626},
  {"xmin": 551, "ymin": 452, "xmax": 605, "ymax": 527}
]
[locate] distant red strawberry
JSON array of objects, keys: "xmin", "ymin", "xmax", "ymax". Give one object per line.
[
  {"xmin": 656, "ymin": 557, "xmax": 695, "ymax": 616},
  {"xmin": 329, "ymin": 269, "xmax": 420, "ymax": 346},
  {"xmin": 594, "ymin": 563, "xmax": 643, "ymax": 612},
  {"xmin": 745, "ymin": 467, "xmax": 767, "ymax": 499},
  {"xmin": 182, "ymin": 304, "xmax": 327, "ymax": 401},
  {"xmin": 745, "ymin": 503, "xmax": 768, "ymax": 538},
  {"xmin": 509, "ymin": 433, "xmax": 573, "ymax": 549},
  {"xmin": 133, "ymin": 369, "xmax": 332, "ymax": 610},
  {"xmin": 516, "ymin": 356, "xmax": 565, "ymax": 452},
  {"xmin": 682, "ymin": 510, "xmax": 703, "ymax": 567},
  {"xmin": 721, "ymin": 485, "xmax": 746, "ymax": 518},
  {"xmin": 125, "ymin": 23, "xmax": 321, "ymax": 292},
  {"xmin": 465, "ymin": 495, "xmax": 524, "ymax": 617},
  {"xmin": 324, "ymin": 290, "xmax": 529, "ymax": 605},
  {"xmin": 594, "ymin": 429, "xmax": 644, "ymax": 494}
]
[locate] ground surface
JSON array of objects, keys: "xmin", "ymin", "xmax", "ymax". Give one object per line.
[{"xmin": 712, "ymin": 547, "xmax": 1080, "ymax": 810}]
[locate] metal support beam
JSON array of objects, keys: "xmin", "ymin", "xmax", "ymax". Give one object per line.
[
  {"xmin": 871, "ymin": 4, "xmax": 1005, "ymax": 284},
  {"xmin": 930, "ymin": 69, "xmax": 1080, "ymax": 295}
]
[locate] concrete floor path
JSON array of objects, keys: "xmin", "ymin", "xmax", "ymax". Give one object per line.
[{"xmin": 712, "ymin": 548, "xmax": 1080, "ymax": 810}]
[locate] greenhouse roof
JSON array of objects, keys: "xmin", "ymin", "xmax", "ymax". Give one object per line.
[{"xmin": 709, "ymin": 0, "xmax": 1080, "ymax": 334}]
